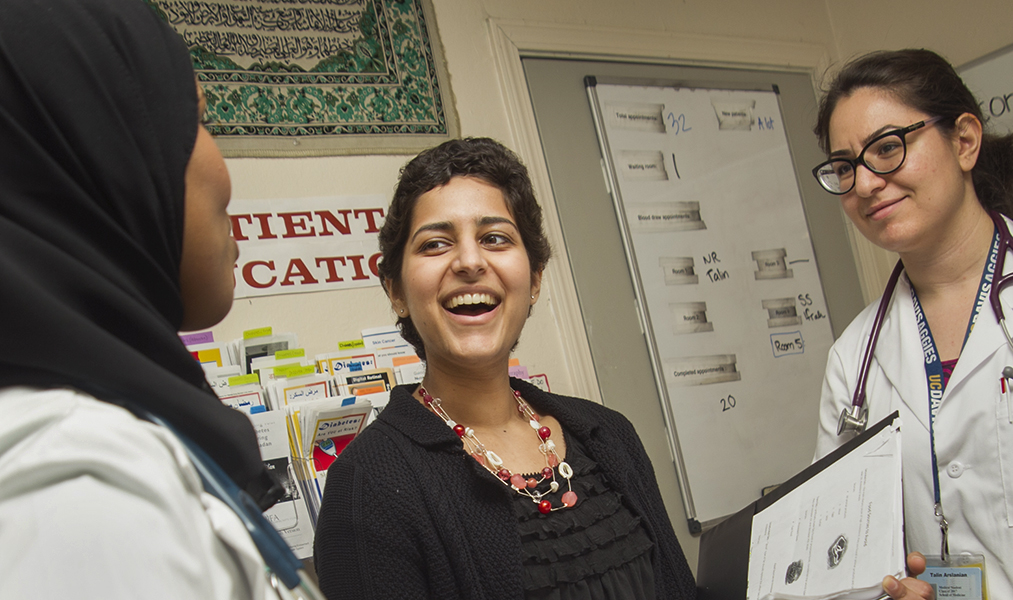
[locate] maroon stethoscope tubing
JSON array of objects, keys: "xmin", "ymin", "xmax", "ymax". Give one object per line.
[
  {"xmin": 839, "ymin": 260, "xmax": 904, "ymax": 435},
  {"xmin": 988, "ymin": 210, "xmax": 1013, "ymax": 327},
  {"xmin": 840, "ymin": 210, "xmax": 1013, "ymax": 435}
]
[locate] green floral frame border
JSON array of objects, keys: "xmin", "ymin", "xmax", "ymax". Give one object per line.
[{"xmin": 149, "ymin": 0, "xmax": 458, "ymax": 157}]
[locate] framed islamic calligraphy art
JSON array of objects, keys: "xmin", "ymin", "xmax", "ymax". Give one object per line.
[{"xmin": 147, "ymin": 0, "xmax": 459, "ymax": 156}]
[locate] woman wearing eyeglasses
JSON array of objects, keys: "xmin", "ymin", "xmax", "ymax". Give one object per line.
[{"xmin": 812, "ymin": 49, "xmax": 1013, "ymax": 599}]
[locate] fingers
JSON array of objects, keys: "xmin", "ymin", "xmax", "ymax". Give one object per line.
[
  {"xmin": 883, "ymin": 575, "xmax": 935, "ymax": 599},
  {"xmin": 906, "ymin": 551, "xmax": 927, "ymax": 576}
]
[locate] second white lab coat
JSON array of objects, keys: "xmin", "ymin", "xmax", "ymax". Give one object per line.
[{"xmin": 815, "ymin": 228, "xmax": 1013, "ymax": 599}]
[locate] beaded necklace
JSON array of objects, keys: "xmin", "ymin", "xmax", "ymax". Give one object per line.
[{"xmin": 419, "ymin": 386, "xmax": 578, "ymax": 514}]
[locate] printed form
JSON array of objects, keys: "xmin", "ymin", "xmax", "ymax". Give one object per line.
[{"xmin": 747, "ymin": 420, "xmax": 904, "ymax": 600}]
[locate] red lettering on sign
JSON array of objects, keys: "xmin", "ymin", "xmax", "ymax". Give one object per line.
[
  {"xmin": 281, "ymin": 258, "xmax": 320, "ymax": 286},
  {"xmin": 346, "ymin": 255, "xmax": 370, "ymax": 281},
  {"xmin": 251, "ymin": 213, "xmax": 278, "ymax": 240},
  {"xmin": 279, "ymin": 212, "xmax": 316, "ymax": 238},
  {"xmin": 315, "ymin": 257, "xmax": 347, "ymax": 282},
  {"xmin": 242, "ymin": 261, "xmax": 276, "ymax": 288},
  {"xmin": 315, "ymin": 210, "xmax": 353, "ymax": 236},
  {"xmin": 354, "ymin": 208, "xmax": 385, "ymax": 233},
  {"xmin": 230, "ymin": 214, "xmax": 254, "ymax": 241}
]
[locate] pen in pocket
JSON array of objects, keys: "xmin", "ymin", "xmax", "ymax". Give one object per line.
[{"xmin": 1003, "ymin": 367, "xmax": 1013, "ymax": 423}]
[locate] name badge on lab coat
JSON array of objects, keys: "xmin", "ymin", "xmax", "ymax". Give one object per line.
[{"xmin": 917, "ymin": 554, "xmax": 987, "ymax": 600}]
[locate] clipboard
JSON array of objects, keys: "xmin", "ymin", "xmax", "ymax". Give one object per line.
[{"xmin": 696, "ymin": 411, "xmax": 901, "ymax": 600}]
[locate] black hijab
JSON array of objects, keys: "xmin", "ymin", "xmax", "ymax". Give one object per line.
[{"xmin": 0, "ymin": 0, "xmax": 279, "ymax": 507}]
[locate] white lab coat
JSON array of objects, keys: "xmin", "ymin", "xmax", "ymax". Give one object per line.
[
  {"xmin": 0, "ymin": 386, "xmax": 281, "ymax": 600},
  {"xmin": 815, "ymin": 222, "xmax": 1013, "ymax": 599}
]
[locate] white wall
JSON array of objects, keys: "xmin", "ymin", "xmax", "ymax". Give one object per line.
[
  {"xmin": 827, "ymin": 0, "xmax": 1013, "ymax": 66},
  {"xmin": 208, "ymin": 0, "xmax": 1013, "ymax": 575}
]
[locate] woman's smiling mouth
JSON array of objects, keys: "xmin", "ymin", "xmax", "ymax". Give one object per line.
[
  {"xmin": 866, "ymin": 197, "xmax": 903, "ymax": 219},
  {"xmin": 444, "ymin": 292, "xmax": 501, "ymax": 316}
]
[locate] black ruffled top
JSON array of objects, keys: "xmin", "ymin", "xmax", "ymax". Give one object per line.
[{"xmin": 512, "ymin": 433, "xmax": 656, "ymax": 599}]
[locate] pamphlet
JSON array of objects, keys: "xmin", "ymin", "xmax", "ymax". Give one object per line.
[{"xmin": 746, "ymin": 420, "xmax": 904, "ymax": 600}]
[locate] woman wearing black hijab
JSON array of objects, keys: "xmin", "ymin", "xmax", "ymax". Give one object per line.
[{"xmin": 0, "ymin": 0, "xmax": 290, "ymax": 597}]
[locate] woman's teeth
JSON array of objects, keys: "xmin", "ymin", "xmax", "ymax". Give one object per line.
[{"xmin": 445, "ymin": 293, "xmax": 497, "ymax": 309}]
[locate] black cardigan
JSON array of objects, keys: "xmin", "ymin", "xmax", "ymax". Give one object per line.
[{"xmin": 313, "ymin": 378, "xmax": 698, "ymax": 599}]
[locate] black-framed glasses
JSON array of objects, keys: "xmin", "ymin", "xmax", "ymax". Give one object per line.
[{"xmin": 812, "ymin": 116, "xmax": 944, "ymax": 195}]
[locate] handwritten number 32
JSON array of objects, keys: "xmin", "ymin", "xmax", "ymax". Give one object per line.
[{"xmin": 667, "ymin": 112, "xmax": 691, "ymax": 134}]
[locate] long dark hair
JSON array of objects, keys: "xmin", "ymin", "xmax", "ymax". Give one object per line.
[{"xmin": 814, "ymin": 49, "xmax": 1013, "ymax": 216}]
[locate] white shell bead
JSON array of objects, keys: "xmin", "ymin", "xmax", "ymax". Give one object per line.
[
  {"xmin": 486, "ymin": 450, "xmax": 503, "ymax": 468},
  {"xmin": 559, "ymin": 461, "xmax": 573, "ymax": 479},
  {"xmin": 549, "ymin": 481, "xmax": 559, "ymax": 492},
  {"xmin": 529, "ymin": 420, "xmax": 540, "ymax": 430},
  {"xmin": 465, "ymin": 427, "xmax": 474, "ymax": 437},
  {"xmin": 546, "ymin": 440, "xmax": 556, "ymax": 451},
  {"xmin": 447, "ymin": 419, "xmax": 457, "ymax": 428}
]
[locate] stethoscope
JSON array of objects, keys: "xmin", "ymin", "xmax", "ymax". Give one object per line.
[{"xmin": 838, "ymin": 210, "xmax": 1013, "ymax": 435}]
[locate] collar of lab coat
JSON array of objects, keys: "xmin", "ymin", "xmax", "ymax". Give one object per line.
[{"xmin": 874, "ymin": 215, "xmax": 1013, "ymax": 431}]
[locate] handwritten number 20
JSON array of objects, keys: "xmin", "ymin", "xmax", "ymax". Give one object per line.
[
  {"xmin": 667, "ymin": 112, "xmax": 691, "ymax": 134},
  {"xmin": 719, "ymin": 395, "xmax": 736, "ymax": 412}
]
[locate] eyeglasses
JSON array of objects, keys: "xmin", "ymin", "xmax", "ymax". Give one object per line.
[{"xmin": 811, "ymin": 116, "xmax": 944, "ymax": 195}]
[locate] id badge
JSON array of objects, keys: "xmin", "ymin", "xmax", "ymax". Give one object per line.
[{"xmin": 916, "ymin": 554, "xmax": 987, "ymax": 600}]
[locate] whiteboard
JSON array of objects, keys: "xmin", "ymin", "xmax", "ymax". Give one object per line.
[
  {"xmin": 587, "ymin": 80, "xmax": 836, "ymax": 524},
  {"xmin": 960, "ymin": 43, "xmax": 1013, "ymax": 135}
]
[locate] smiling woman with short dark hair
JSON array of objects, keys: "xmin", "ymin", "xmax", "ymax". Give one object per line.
[{"xmin": 314, "ymin": 137, "xmax": 698, "ymax": 600}]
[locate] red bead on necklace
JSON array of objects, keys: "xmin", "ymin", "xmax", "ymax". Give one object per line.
[{"xmin": 419, "ymin": 386, "xmax": 578, "ymax": 514}]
